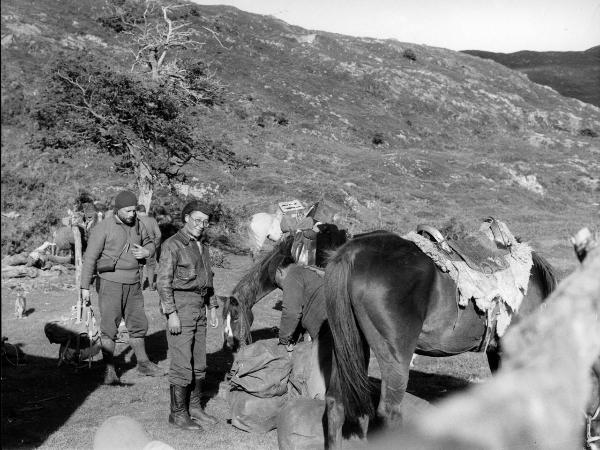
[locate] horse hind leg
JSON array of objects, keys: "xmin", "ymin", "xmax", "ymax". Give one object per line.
[
  {"xmin": 486, "ymin": 339, "xmax": 503, "ymax": 373},
  {"xmin": 358, "ymin": 414, "xmax": 370, "ymax": 441},
  {"xmin": 325, "ymin": 363, "xmax": 345, "ymax": 450},
  {"xmin": 326, "ymin": 395, "xmax": 344, "ymax": 450},
  {"xmin": 369, "ymin": 330, "xmax": 415, "ymax": 429},
  {"xmin": 377, "ymin": 362, "xmax": 410, "ymax": 429},
  {"xmin": 356, "ymin": 313, "xmax": 415, "ymax": 429}
]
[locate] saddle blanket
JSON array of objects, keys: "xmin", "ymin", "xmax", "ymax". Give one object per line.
[{"xmin": 404, "ymin": 225, "xmax": 533, "ymax": 337}]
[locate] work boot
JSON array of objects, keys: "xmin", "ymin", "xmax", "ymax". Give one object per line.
[
  {"xmin": 188, "ymin": 378, "xmax": 218, "ymax": 425},
  {"xmin": 101, "ymin": 339, "xmax": 120, "ymax": 385},
  {"xmin": 169, "ymin": 385, "xmax": 202, "ymax": 430},
  {"xmin": 103, "ymin": 365, "xmax": 120, "ymax": 385},
  {"xmin": 129, "ymin": 337, "xmax": 165, "ymax": 377},
  {"xmin": 137, "ymin": 360, "xmax": 165, "ymax": 377}
]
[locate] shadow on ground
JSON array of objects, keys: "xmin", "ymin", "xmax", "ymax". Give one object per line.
[
  {"xmin": 338, "ymin": 370, "xmax": 472, "ymax": 440},
  {"xmin": 407, "ymin": 369, "xmax": 471, "ymax": 403},
  {"xmin": 2, "ymin": 328, "xmax": 175, "ymax": 449}
]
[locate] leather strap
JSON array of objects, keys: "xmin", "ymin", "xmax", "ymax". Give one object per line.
[{"xmin": 417, "ymin": 224, "xmax": 452, "ymax": 252}]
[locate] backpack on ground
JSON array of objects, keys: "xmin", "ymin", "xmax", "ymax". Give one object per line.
[
  {"xmin": 228, "ymin": 339, "xmax": 293, "ymax": 432},
  {"xmin": 44, "ymin": 314, "xmax": 101, "ymax": 367}
]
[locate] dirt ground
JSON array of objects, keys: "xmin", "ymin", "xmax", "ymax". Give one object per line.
[{"xmin": 2, "ymin": 252, "xmax": 493, "ymax": 449}]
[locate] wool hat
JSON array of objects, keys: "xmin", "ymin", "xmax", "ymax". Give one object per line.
[{"xmin": 114, "ymin": 190, "xmax": 138, "ymax": 210}]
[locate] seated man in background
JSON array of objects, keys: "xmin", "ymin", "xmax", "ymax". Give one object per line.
[{"xmin": 136, "ymin": 204, "xmax": 161, "ymax": 291}]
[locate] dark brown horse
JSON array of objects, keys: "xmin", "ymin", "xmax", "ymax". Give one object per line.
[{"xmin": 323, "ymin": 230, "xmax": 557, "ymax": 449}]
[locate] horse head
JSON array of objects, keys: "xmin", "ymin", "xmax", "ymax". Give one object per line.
[{"xmin": 219, "ymin": 295, "xmax": 253, "ymax": 352}]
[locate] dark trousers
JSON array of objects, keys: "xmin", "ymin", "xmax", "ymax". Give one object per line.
[
  {"xmin": 167, "ymin": 291, "xmax": 207, "ymax": 387},
  {"xmin": 98, "ymin": 278, "xmax": 148, "ymax": 340}
]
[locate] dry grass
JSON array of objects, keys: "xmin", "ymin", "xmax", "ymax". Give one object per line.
[
  {"xmin": 1, "ymin": 1, "xmax": 598, "ymax": 446},
  {"xmin": 0, "ymin": 251, "xmax": 523, "ymax": 450}
]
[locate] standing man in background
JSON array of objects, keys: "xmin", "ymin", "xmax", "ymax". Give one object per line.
[
  {"xmin": 157, "ymin": 200, "xmax": 219, "ymax": 430},
  {"xmin": 81, "ymin": 190, "xmax": 164, "ymax": 385},
  {"xmin": 136, "ymin": 204, "xmax": 162, "ymax": 291}
]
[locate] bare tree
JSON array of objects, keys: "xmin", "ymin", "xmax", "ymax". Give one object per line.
[{"xmin": 127, "ymin": 1, "xmax": 204, "ymax": 81}]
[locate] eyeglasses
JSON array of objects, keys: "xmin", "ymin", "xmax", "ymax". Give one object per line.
[{"xmin": 190, "ymin": 217, "xmax": 210, "ymax": 226}]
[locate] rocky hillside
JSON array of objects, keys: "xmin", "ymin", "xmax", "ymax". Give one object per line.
[
  {"xmin": 463, "ymin": 46, "xmax": 600, "ymax": 107},
  {"xmin": 2, "ymin": 0, "xmax": 599, "ymax": 273}
]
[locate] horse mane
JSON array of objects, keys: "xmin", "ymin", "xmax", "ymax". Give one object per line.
[
  {"xmin": 531, "ymin": 250, "xmax": 558, "ymax": 298},
  {"xmin": 231, "ymin": 235, "xmax": 294, "ymax": 308}
]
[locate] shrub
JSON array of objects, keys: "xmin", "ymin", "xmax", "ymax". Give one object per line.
[
  {"xmin": 360, "ymin": 75, "xmax": 388, "ymax": 99},
  {"xmin": 1, "ymin": 82, "xmax": 27, "ymax": 125},
  {"xmin": 257, "ymin": 111, "xmax": 288, "ymax": 128},
  {"xmin": 33, "ymin": 54, "xmax": 246, "ymax": 183},
  {"xmin": 403, "ymin": 49, "xmax": 417, "ymax": 61},
  {"xmin": 372, "ymin": 133, "xmax": 385, "ymax": 145},
  {"xmin": 579, "ymin": 128, "xmax": 598, "ymax": 138}
]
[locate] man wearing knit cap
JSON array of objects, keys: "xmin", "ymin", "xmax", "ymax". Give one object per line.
[
  {"xmin": 157, "ymin": 200, "xmax": 219, "ymax": 430},
  {"xmin": 81, "ymin": 189, "xmax": 164, "ymax": 384}
]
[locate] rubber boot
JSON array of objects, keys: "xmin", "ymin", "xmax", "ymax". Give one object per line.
[
  {"xmin": 101, "ymin": 339, "xmax": 120, "ymax": 385},
  {"xmin": 129, "ymin": 337, "xmax": 165, "ymax": 377},
  {"xmin": 188, "ymin": 378, "xmax": 218, "ymax": 425},
  {"xmin": 169, "ymin": 385, "xmax": 202, "ymax": 430}
]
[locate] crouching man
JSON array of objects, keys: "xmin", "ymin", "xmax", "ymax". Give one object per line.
[{"xmin": 157, "ymin": 200, "xmax": 219, "ymax": 430}]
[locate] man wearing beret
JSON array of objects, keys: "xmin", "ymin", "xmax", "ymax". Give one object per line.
[
  {"xmin": 81, "ymin": 189, "xmax": 164, "ymax": 384},
  {"xmin": 157, "ymin": 200, "xmax": 219, "ymax": 430}
]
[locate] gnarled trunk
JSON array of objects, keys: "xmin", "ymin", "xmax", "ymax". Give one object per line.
[
  {"xmin": 137, "ymin": 159, "xmax": 154, "ymax": 212},
  {"xmin": 126, "ymin": 142, "xmax": 154, "ymax": 212}
]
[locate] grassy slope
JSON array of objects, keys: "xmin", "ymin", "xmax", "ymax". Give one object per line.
[
  {"xmin": 2, "ymin": 0, "xmax": 599, "ymax": 274},
  {"xmin": 462, "ymin": 46, "xmax": 600, "ymax": 107},
  {"xmin": 1, "ymin": 254, "xmax": 488, "ymax": 449},
  {"xmin": 2, "ymin": 1, "xmax": 599, "ymax": 448}
]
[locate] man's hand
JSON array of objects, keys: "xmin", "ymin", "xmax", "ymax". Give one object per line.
[
  {"xmin": 167, "ymin": 312, "xmax": 181, "ymax": 335},
  {"xmin": 132, "ymin": 243, "xmax": 150, "ymax": 260},
  {"xmin": 81, "ymin": 288, "xmax": 91, "ymax": 306},
  {"xmin": 278, "ymin": 339, "xmax": 295, "ymax": 352},
  {"xmin": 209, "ymin": 307, "xmax": 218, "ymax": 328}
]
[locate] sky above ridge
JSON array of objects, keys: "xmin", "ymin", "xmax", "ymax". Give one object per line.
[{"xmin": 193, "ymin": 0, "xmax": 600, "ymax": 53}]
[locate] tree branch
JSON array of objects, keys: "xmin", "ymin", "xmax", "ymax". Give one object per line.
[
  {"xmin": 202, "ymin": 25, "xmax": 230, "ymax": 50},
  {"xmin": 55, "ymin": 72, "xmax": 108, "ymax": 122}
]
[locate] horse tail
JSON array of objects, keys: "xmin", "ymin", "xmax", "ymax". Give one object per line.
[
  {"xmin": 531, "ymin": 251, "xmax": 558, "ymax": 298},
  {"xmin": 325, "ymin": 248, "xmax": 374, "ymax": 420}
]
